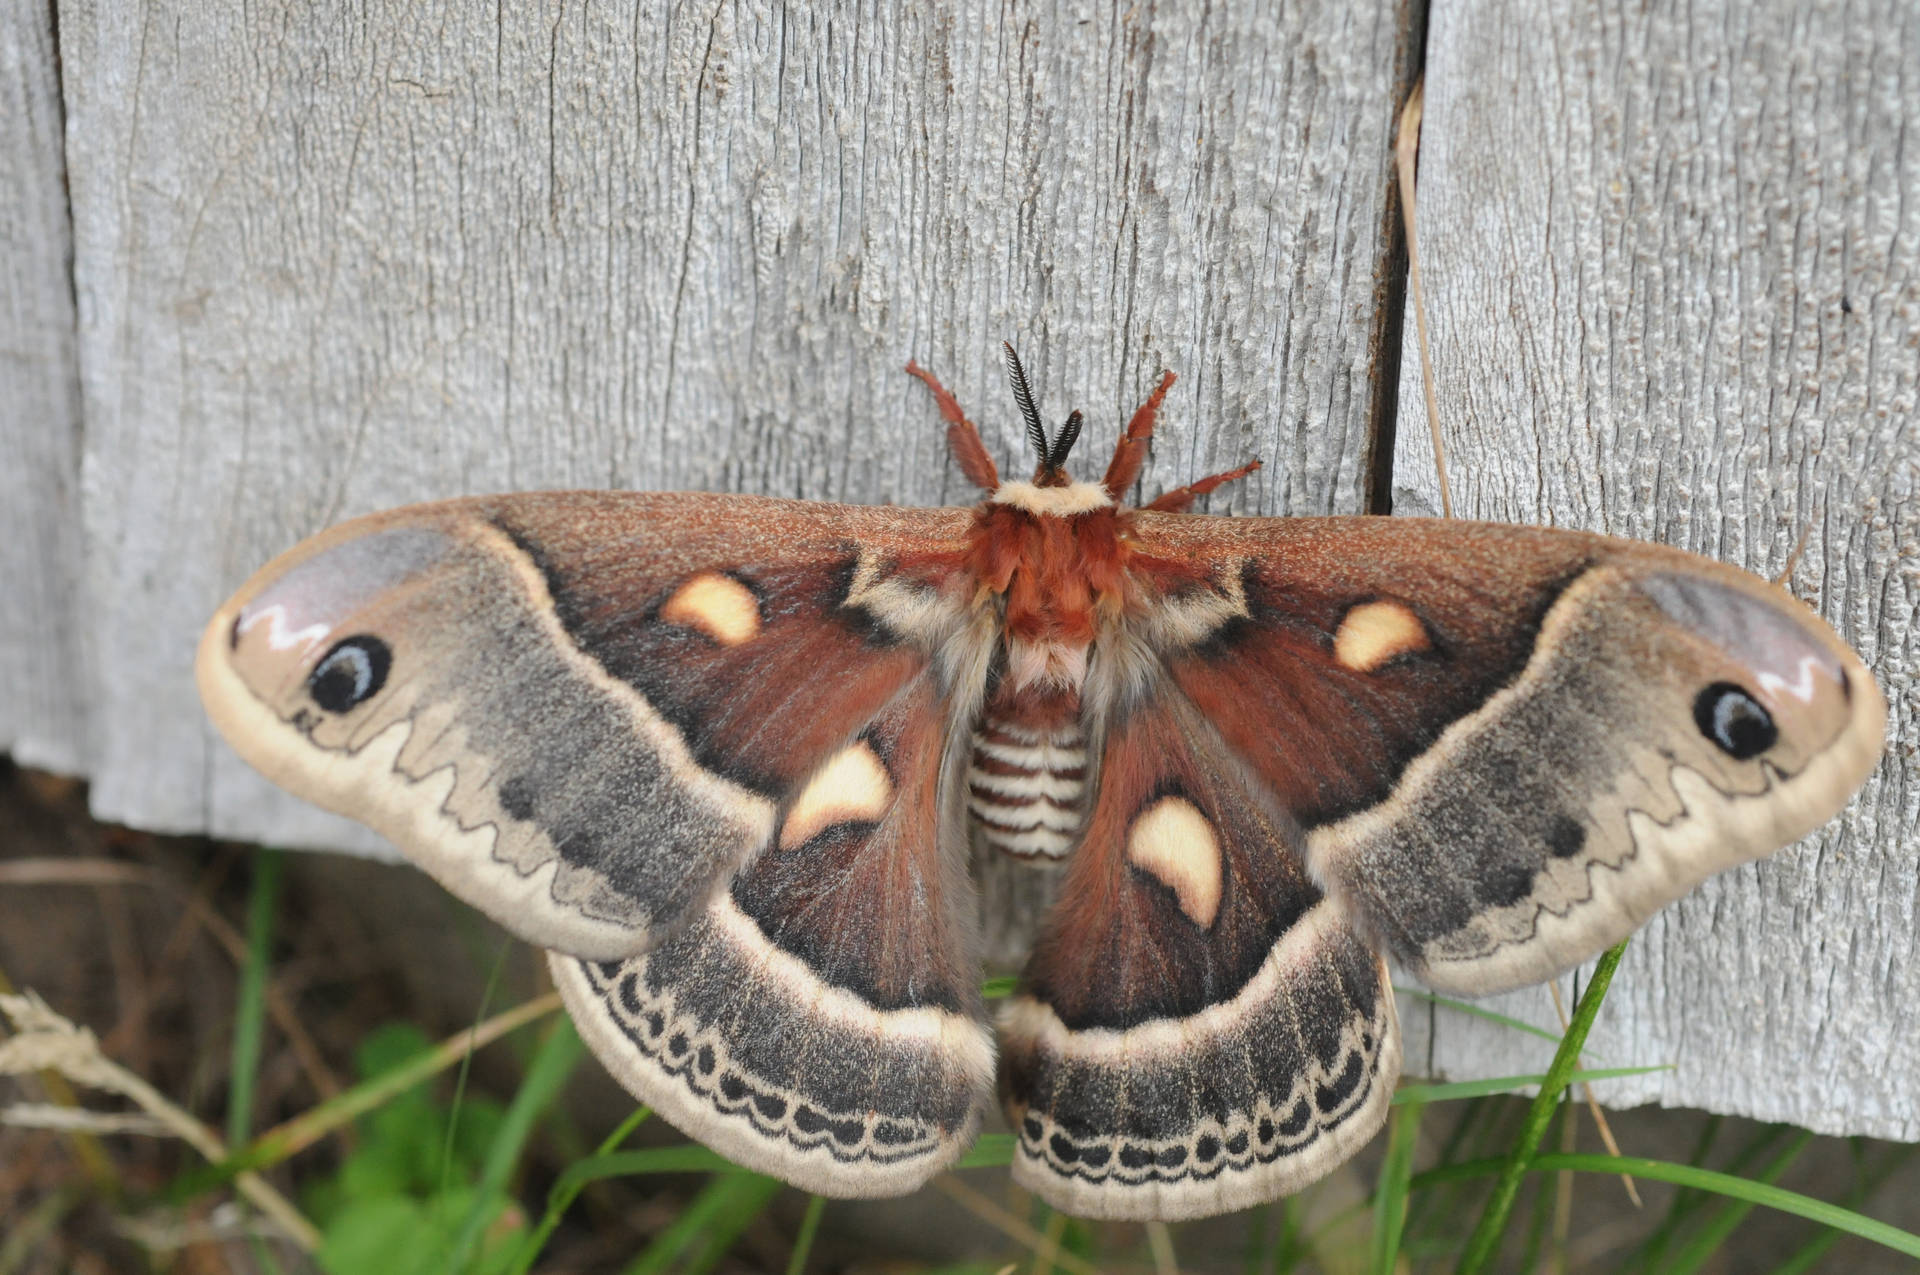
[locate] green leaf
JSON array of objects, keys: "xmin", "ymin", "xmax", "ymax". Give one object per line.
[
  {"xmin": 317, "ymin": 1187, "xmax": 524, "ymax": 1275},
  {"xmin": 957, "ymin": 1132, "xmax": 1017, "ymax": 1168},
  {"xmin": 319, "ymin": 1197, "xmax": 439, "ymax": 1275},
  {"xmin": 356, "ymin": 1024, "xmax": 437, "ymax": 1080},
  {"xmin": 336, "ymin": 1138, "xmax": 419, "ymax": 1206},
  {"xmin": 448, "ymin": 1097, "xmax": 511, "ymax": 1177}
]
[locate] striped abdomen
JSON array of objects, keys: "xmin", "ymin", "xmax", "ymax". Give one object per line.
[{"xmin": 967, "ymin": 716, "xmax": 1087, "ymax": 859}]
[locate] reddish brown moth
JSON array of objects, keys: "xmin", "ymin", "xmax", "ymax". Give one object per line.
[{"xmin": 196, "ymin": 346, "xmax": 1885, "ymax": 1221}]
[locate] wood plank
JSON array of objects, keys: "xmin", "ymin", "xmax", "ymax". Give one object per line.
[
  {"xmin": 0, "ymin": 0, "xmax": 90, "ymax": 776},
  {"xmin": 1393, "ymin": 0, "xmax": 1919, "ymax": 1138}
]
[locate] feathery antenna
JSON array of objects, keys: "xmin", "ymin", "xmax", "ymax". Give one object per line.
[
  {"xmin": 1048, "ymin": 410, "xmax": 1084, "ymax": 469},
  {"xmin": 1002, "ymin": 342, "xmax": 1051, "ymax": 461}
]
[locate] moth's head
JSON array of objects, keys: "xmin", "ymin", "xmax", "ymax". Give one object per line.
[{"xmin": 989, "ymin": 342, "xmax": 1115, "ymax": 516}]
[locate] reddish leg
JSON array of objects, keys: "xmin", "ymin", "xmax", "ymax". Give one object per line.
[
  {"xmin": 1144, "ymin": 459, "xmax": 1263, "ymax": 512},
  {"xmin": 1102, "ymin": 370, "xmax": 1178, "ymax": 498},
  {"xmin": 905, "ymin": 360, "xmax": 1000, "ymax": 492}
]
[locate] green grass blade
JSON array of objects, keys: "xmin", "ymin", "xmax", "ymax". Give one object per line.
[
  {"xmin": 553, "ymin": 1144, "xmax": 745, "ymax": 1189},
  {"xmin": 507, "ymin": 1106, "xmax": 652, "ymax": 1275},
  {"xmin": 620, "ymin": 1172, "xmax": 783, "ymax": 1275},
  {"xmin": 1240, "ymin": 1200, "xmax": 1272, "ymax": 1273},
  {"xmin": 1637, "ymin": 1112, "xmax": 1727, "ymax": 1265},
  {"xmin": 1400, "ymin": 1093, "xmax": 1487, "ymax": 1247},
  {"xmin": 1767, "ymin": 1143, "xmax": 1918, "ymax": 1275},
  {"xmin": 0, "ymin": 1183, "xmax": 86, "ymax": 1274},
  {"xmin": 446, "ymin": 1016, "xmax": 586, "ymax": 1270},
  {"xmin": 1369, "ymin": 1099, "xmax": 1423, "ymax": 1274},
  {"xmin": 1663, "ymin": 1128, "xmax": 1813, "ymax": 1273},
  {"xmin": 1272, "ymin": 1197, "xmax": 1307, "ymax": 1271},
  {"xmin": 1321, "ymin": 1071, "xmax": 1653, "ymax": 1261},
  {"xmin": 1458, "ymin": 939, "xmax": 1627, "ymax": 1273},
  {"xmin": 684, "ymin": 1174, "xmax": 786, "ymax": 1275},
  {"xmin": 1412, "ymin": 1152, "xmax": 1920, "ymax": 1260},
  {"xmin": 1771, "ymin": 1233, "xmax": 1842, "ymax": 1275},
  {"xmin": 1516, "ymin": 1098, "xmax": 1568, "ymax": 1272},
  {"xmin": 785, "ymin": 1194, "xmax": 826, "ymax": 1275},
  {"xmin": 439, "ymin": 941, "xmax": 510, "ymax": 1202},
  {"xmin": 1392, "ymin": 986, "xmax": 1569, "ymax": 1049},
  {"xmin": 548, "ymin": 1131, "xmax": 1014, "ymax": 1260},
  {"xmin": 244, "ymin": 1230, "xmax": 285, "ymax": 1275},
  {"xmin": 1030, "ymin": 1206, "xmax": 1067, "ymax": 1275},
  {"xmin": 1391, "ymin": 1064, "xmax": 1669, "ymax": 1105},
  {"xmin": 1633, "ymin": 1118, "xmax": 1791, "ymax": 1268},
  {"xmin": 169, "ymin": 994, "xmax": 562, "ymax": 1205},
  {"xmin": 227, "ymin": 849, "xmax": 283, "ymax": 1146}
]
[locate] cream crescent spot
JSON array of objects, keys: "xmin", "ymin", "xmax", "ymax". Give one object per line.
[
  {"xmin": 1334, "ymin": 600, "xmax": 1430, "ymax": 672},
  {"xmin": 661, "ymin": 573, "xmax": 761, "ymax": 646},
  {"xmin": 1126, "ymin": 796, "xmax": 1222, "ymax": 928},
  {"xmin": 780, "ymin": 741, "xmax": 894, "ymax": 849}
]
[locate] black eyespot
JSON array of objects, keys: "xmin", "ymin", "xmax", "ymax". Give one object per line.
[
  {"xmin": 1693, "ymin": 682, "xmax": 1777, "ymax": 759},
  {"xmin": 307, "ymin": 636, "xmax": 391, "ymax": 713}
]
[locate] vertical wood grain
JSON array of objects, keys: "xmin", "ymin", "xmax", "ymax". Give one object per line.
[
  {"xmin": 1393, "ymin": 0, "xmax": 1918, "ymax": 1139},
  {"xmin": 1, "ymin": 0, "xmax": 90, "ymax": 776},
  {"xmin": 58, "ymin": 0, "xmax": 1417, "ymax": 849}
]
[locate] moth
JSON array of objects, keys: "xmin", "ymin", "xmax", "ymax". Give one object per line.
[{"xmin": 196, "ymin": 346, "xmax": 1885, "ymax": 1222}]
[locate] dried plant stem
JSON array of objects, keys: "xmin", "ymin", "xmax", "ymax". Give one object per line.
[
  {"xmin": 0, "ymin": 990, "xmax": 319, "ymax": 1251},
  {"xmin": 1395, "ymin": 75, "xmax": 1453, "ymax": 519}
]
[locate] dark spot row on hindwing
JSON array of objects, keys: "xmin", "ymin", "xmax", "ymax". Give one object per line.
[
  {"xmin": 582, "ymin": 958, "xmax": 946, "ymax": 1163},
  {"xmin": 1007, "ymin": 927, "xmax": 1386, "ymax": 1186},
  {"xmin": 596, "ymin": 920, "xmax": 977, "ymax": 1137}
]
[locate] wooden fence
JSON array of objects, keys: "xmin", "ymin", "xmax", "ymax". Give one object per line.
[{"xmin": 3, "ymin": 0, "xmax": 1913, "ymax": 1138}]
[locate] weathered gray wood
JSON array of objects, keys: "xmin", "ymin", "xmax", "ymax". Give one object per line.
[
  {"xmin": 20, "ymin": 0, "xmax": 1912, "ymax": 1135},
  {"xmin": 58, "ymin": 0, "xmax": 1416, "ymax": 850},
  {"xmin": 0, "ymin": 0, "xmax": 90, "ymax": 777},
  {"xmin": 1394, "ymin": 0, "xmax": 1919, "ymax": 1139}
]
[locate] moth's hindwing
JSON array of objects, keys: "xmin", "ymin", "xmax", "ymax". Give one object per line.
[
  {"xmin": 553, "ymin": 671, "xmax": 994, "ymax": 1196},
  {"xmin": 999, "ymin": 689, "xmax": 1398, "ymax": 1221},
  {"xmin": 196, "ymin": 491, "xmax": 974, "ymax": 960},
  {"xmin": 1131, "ymin": 514, "xmax": 1887, "ymax": 997}
]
